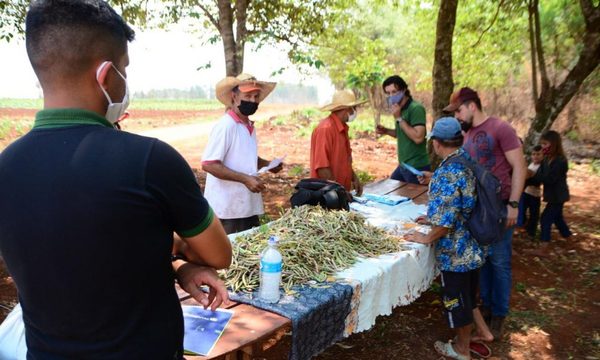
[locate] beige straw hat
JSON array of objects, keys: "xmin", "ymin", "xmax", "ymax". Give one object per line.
[
  {"xmin": 320, "ymin": 89, "xmax": 368, "ymax": 112},
  {"xmin": 215, "ymin": 73, "xmax": 277, "ymax": 106}
]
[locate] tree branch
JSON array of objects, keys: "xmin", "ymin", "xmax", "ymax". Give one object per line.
[
  {"xmin": 579, "ymin": 0, "xmax": 600, "ymax": 27},
  {"xmin": 471, "ymin": 0, "xmax": 504, "ymax": 48},
  {"xmin": 532, "ymin": 0, "xmax": 550, "ymax": 92},
  {"xmin": 198, "ymin": 2, "xmax": 219, "ymax": 29}
]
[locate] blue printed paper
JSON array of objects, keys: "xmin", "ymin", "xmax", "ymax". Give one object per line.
[
  {"xmin": 401, "ymin": 162, "xmax": 424, "ymax": 177},
  {"xmin": 182, "ymin": 306, "xmax": 234, "ymax": 356}
]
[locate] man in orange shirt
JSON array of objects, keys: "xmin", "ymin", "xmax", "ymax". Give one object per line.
[{"xmin": 310, "ymin": 90, "xmax": 366, "ymax": 195}]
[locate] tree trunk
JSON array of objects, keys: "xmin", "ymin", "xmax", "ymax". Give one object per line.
[
  {"xmin": 524, "ymin": 0, "xmax": 600, "ymax": 148},
  {"xmin": 365, "ymin": 85, "xmax": 383, "ymax": 128},
  {"xmin": 217, "ymin": 0, "xmax": 239, "ymax": 76},
  {"xmin": 431, "ymin": 0, "xmax": 458, "ymax": 120},
  {"xmin": 430, "ymin": 0, "xmax": 458, "ymax": 168},
  {"xmin": 564, "ymin": 91, "xmax": 579, "ymax": 134},
  {"xmin": 528, "ymin": 0, "xmax": 538, "ymax": 102},
  {"xmin": 234, "ymin": 0, "xmax": 249, "ymax": 75}
]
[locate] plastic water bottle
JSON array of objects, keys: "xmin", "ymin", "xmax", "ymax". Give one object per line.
[{"xmin": 258, "ymin": 235, "xmax": 282, "ymax": 303}]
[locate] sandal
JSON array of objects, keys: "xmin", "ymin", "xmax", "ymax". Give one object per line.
[
  {"xmin": 434, "ymin": 340, "xmax": 470, "ymax": 360},
  {"xmin": 451, "ymin": 337, "xmax": 492, "ymax": 358},
  {"xmin": 469, "ymin": 342, "xmax": 491, "ymax": 359}
]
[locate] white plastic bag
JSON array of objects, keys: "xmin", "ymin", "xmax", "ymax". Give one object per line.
[{"xmin": 0, "ymin": 304, "xmax": 27, "ymax": 360}]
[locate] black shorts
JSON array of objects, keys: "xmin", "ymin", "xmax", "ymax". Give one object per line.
[
  {"xmin": 440, "ymin": 269, "xmax": 480, "ymax": 329},
  {"xmin": 220, "ymin": 215, "xmax": 260, "ymax": 234}
]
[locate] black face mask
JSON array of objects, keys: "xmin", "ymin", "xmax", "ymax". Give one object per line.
[
  {"xmin": 460, "ymin": 120, "xmax": 472, "ymax": 132},
  {"xmin": 238, "ymin": 100, "xmax": 259, "ymax": 116}
]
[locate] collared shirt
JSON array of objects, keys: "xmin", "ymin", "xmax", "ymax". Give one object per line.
[
  {"xmin": 202, "ymin": 111, "xmax": 263, "ymax": 219},
  {"xmin": 310, "ymin": 113, "xmax": 353, "ymax": 190},
  {"xmin": 227, "ymin": 109, "xmax": 254, "ymax": 135},
  {"xmin": 427, "ymin": 148, "xmax": 485, "ymax": 272},
  {"xmin": 396, "ymin": 99, "xmax": 429, "ymax": 168},
  {"xmin": 0, "ymin": 108, "xmax": 213, "ymax": 358}
]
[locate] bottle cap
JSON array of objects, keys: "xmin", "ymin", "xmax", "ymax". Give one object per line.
[{"xmin": 268, "ymin": 235, "xmax": 279, "ymax": 245}]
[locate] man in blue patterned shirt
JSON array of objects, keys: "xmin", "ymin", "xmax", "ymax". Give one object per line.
[{"xmin": 408, "ymin": 117, "xmax": 491, "ymax": 360}]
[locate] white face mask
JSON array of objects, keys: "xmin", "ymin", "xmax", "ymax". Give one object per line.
[
  {"xmin": 347, "ymin": 110, "xmax": 357, "ymax": 122},
  {"xmin": 96, "ymin": 61, "xmax": 129, "ymax": 125}
]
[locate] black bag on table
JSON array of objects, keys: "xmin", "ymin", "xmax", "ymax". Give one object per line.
[{"xmin": 289, "ymin": 178, "xmax": 349, "ymax": 210}]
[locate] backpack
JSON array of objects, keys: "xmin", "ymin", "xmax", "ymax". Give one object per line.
[
  {"xmin": 289, "ymin": 178, "xmax": 349, "ymax": 210},
  {"xmin": 446, "ymin": 155, "xmax": 507, "ymax": 245}
]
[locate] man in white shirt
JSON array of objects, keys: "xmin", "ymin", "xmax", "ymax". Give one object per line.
[{"xmin": 202, "ymin": 73, "xmax": 282, "ymax": 234}]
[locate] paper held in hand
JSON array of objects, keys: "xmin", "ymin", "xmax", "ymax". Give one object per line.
[{"xmin": 253, "ymin": 155, "xmax": 286, "ymax": 175}]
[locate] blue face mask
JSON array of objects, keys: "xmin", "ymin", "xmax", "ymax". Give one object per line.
[{"xmin": 387, "ymin": 92, "xmax": 404, "ymax": 106}]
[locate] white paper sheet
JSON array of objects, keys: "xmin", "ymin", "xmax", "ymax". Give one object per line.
[{"xmin": 253, "ymin": 155, "xmax": 286, "ymax": 175}]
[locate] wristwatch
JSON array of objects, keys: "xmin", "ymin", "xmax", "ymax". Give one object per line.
[
  {"xmin": 508, "ymin": 201, "xmax": 519, "ymax": 209},
  {"xmin": 395, "ymin": 117, "xmax": 404, "ymax": 124}
]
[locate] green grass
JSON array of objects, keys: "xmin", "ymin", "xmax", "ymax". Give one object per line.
[
  {"xmin": 0, "ymin": 98, "xmax": 222, "ymax": 112},
  {"xmin": 508, "ymin": 310, "xmax": 553, "ymax": 329},
  {"xmin": 0, "ymin": 118, "xmax": 33, "ymax": 140},
  {"xmin": 288, "ymin": 164, "xmax": 306, "ymax": 177},
  {"xmin": 0, "ymin": 98, "xmax": 43, "ymax": 109}
]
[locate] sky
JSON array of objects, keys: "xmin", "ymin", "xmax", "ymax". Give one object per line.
[{"xmin": 0, "ymin": 26, "xmax": 335, "ymax": 103}]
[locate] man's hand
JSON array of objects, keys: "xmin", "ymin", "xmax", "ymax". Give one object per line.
[
  {"xmin": 417, "ymin": 171, "xmax": 433, "ymax": 185},
  {"xmin": 390, "ymin": 103, "xmax": 402, "ymax": 119},
  {"xmin": 244, "ymin": 175, "xmax": 265, "ymax": 193},
  {"xmin": 415, "ymin": 215, "xmax": 429, "ymax": 225},
  {"xmin": 376, "ymin": 124, "xmax": 394, "ymax": 137},
  {"xmin": 269, "ymin": 163, "xmax": 283, "ymax": 174},
  {"xmin": 405, "ymin": 231, "xmax": 429, "ymax": 244},
  {"xmin": 506, "ymin": 205, "xmax": 518, "ymax": 228},
  {"xmin": 175, "ymin": 263, "xmax": 229, "ymax": 311}
]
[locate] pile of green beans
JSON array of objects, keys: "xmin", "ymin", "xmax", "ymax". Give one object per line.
[{"xmin": 221, "ymin": 206, "xmax": 402, "ymax": 293}]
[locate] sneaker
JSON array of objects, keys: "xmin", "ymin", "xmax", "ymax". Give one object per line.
[{"xmin": 490, "ymin": 316, "xmax": 506, "ymax": 339}]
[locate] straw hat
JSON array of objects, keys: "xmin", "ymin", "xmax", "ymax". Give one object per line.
[
  {"xmin": 320, "ymin": 89, "xmax": 368, "ymax": 112},
  {"xmin": 215, "ymin": 73, "xmax": 277, "ymax": 106}
]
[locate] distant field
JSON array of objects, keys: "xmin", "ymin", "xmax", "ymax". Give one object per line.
[{"xmin": 0, "ymin": 98, "xmax": 222, "ymax": 111}]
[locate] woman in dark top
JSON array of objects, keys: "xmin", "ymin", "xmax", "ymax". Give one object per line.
[{"xmin": 532, "ymin": 130, "xmax": 572, "ymax": 245}]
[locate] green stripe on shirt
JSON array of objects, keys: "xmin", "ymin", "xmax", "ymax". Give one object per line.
[{"xmin": 178, "ymin": 207, "xmax": 215, "ymax": 238}]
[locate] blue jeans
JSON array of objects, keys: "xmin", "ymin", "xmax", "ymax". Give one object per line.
[
  {"xmin": 540, "ymin": 202, "xmax": 571, "ymax": 242},
  {"xmin": 517, "ymin": 193, "xmax": 541, "ymax": 236},
  {"xmin": 480, "ymin": 227, "xmax": 513, "ymax": 317},
  {"xmin": 390, "ymin": 164, "xmax": 431, "ymax": 184}
]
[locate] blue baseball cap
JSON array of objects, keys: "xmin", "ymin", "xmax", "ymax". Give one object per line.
[{"xmin": 427, "ymin": 117, "xmax": 462, "ymax": 140}]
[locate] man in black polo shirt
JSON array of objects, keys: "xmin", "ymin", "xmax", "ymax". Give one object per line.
[{"xmin": 0, "ymin": 1, "xmax": 232, "ymax": 359}]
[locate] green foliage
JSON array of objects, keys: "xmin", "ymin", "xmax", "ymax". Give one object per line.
[
  {"xmin": 355, "ymin": 169, "xmax": 374, "ymax": 184},
  {"xmin": 348, "ymin": 113, "xmax": 376, "ymax": 139},
  {"xmin": 453, "ymin": 1, "xmax": 528, "ymax": 89},
  {"xmin": 312, "ymin": 0, "xmax": 530, "ymax": 95},
  {"xmin": 288, "ymin": 164, "xmax": 305, "ymax": 177},
  {"xmin": 590, "ymin": 159, "xmax": 600, "ymax": 177},
  {"xmin": 295, "ymin": 121, "xmax": 318, "ymax": 138},
  {"xmin": 537, "ymin": 0, "xmax": 586, "ymax": 82},
  {"xmin": 565, "ymin": 130, "xmax": 579, "ymax": 141},
  {"xmin": 0, "ymin": 0, "xmax": 27, "ymax": 42}
]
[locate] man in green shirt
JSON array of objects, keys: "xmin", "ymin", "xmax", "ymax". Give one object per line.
[{"xmin": 376, "ymin": 75, "xmax": 431, "ymax": 183}]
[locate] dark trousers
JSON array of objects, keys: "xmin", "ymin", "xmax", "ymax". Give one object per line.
[
  {"xmin": 517, "ymin": 193, "xmax": 541, "ymax": 236},
  {"xmin": 540, "ymin": 202, "xmax": 572, "ymax": 242},
  {"xmin": 220, "ymin": 215, "xmax": 260, "ymax": 235},
  {"xmin": 390, "ymin": 164, "xmax": 431, "ymax": 184}
]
